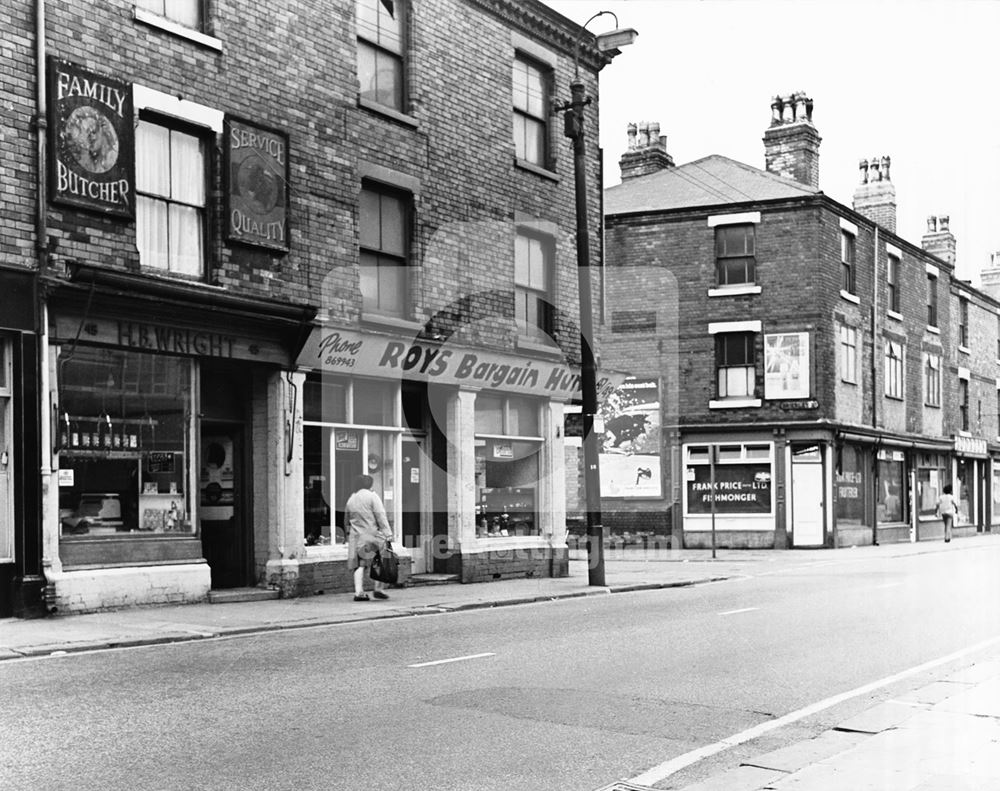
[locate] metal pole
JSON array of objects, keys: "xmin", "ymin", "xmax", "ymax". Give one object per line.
[
  {"xmin": 565, "ymin": 79, "xmax": 605, "ymax": 586},
  {"xmin": 710, "ymin": 445, "xmax": 717, "ymax": 559}
]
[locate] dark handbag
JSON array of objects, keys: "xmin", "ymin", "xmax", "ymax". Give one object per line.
[{"xmin": 369, "ymin": 541, "xmax": 399, "ymax": 584}]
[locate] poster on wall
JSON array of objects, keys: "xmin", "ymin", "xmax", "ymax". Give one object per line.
[
  {"xmin": 598, "ymin": 377, "xmax": 661, "ymax": 498},
  {"xmin": 224, "ymin": 116, "xmax": 289, "ymax": 252},
  {"xmin": 200, "ymin": 435, "xmax": 235, "ymax": 520},
  {"xmin": 764, "ymin": 332, "xmax": 810, "ymax": 399},
  {"xmin": 47, "ymin": 57, "xmax": 134, "ymax": 218},
  {"xmin": 686, "ymin": 464, "xmax": 772, "ymax": 514}
]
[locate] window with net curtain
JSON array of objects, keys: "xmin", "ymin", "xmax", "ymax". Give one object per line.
[
  {"xmin": 515, "ymin": 231, "xmax": 552, "ymax": 343},
  {"xmin": 135, "ymin": 0, "xmax": 202, "ymax": 29},
  {"xmin": 136, "ymin": 118, "xmax": 206, "ymax": 277},
  {"xmin": 356, "ymin": 0, "xmax": 405, "ymax": 111},
  {"xmin": 716, "ymin": 332, "xmax": 755, "ymax": 398},
  {"xmin": 512, "ymin": 55, "xmax": 548, "ymax": 167},
  {"xmin": 360, "ymin": 183, "xmax": 408, "ymax": 318}
]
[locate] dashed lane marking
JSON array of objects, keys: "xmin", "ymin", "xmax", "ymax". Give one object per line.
[{"xmin": 407, "ymin": 652, "xmax": 496, "ymax": 668}]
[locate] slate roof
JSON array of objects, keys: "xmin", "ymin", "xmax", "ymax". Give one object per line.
[{"xmin": 604, "ymin": 154, "xmax": 820, "ymax": 216}]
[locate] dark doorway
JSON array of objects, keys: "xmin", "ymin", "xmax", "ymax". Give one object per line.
[{"xmin": 199, "ymin": 423, "xmax": 250, "ymax": 588}]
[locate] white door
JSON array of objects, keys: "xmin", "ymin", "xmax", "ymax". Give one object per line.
[
  {"xmin": 792, "ymin": 454, "xmax": 824, "ymax": 546},
  {"xmin": 400, "ymin": 439, "xmax": 428, "ymax": 573}
]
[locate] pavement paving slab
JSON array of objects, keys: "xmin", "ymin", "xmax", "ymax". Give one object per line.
[
  {"xmin": 671, "ymin": 765, "xmax": 787, "ymax": 791},
  {"xmin": 831, "ymin": 700, "xmax": 920, "ymax": 734},
  {"xmin": 742, "ymin": 728, "xmax": 869, "ymax": 774}
]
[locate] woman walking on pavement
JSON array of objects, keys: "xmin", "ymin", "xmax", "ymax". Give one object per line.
[
  {"xmin": 936, "ymin": 483, "xmax": 957, "ymax": 543},
  {"xmin": 345, "ymin": 474, "xmax": 394, "ymax": 600}
]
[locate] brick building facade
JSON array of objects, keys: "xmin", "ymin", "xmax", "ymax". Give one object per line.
[
  {"xmin": 2, "ymin": 0, "xmax": 618, "ymax": 615},
  {"xmin": 597, "ymin": 95, "xmax": 1000, "ymax": 549}
]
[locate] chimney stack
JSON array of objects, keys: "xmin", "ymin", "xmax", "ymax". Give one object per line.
[
  {"xmin": 852, "ymin": 155, "xmax": 896, "ymax": 232},
  {"xmin": 763, "ymin": 92, "xmax": 821, "ymax": 188},
  {"xmin": 619, "ymin": 121, "xmax": 674, "ymax": 181},
  {"xmin": 980, "ymin": 250, "xmax": 1000, "ymax": 302},
  {"xmin": 921, "ymin": 215, "xmax": 956, "ymax": 266}
]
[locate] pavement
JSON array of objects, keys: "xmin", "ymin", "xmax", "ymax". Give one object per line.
[{"xmin": 3, "ymin": 534, "xmax": 999, "ymax": 791}]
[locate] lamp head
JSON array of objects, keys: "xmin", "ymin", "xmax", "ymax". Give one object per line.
[{"xmin": 595, "ymin": 27, "xmax": 638, "ymax": 53}]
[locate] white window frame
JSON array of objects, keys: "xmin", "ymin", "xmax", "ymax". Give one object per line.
[
  {"xmin": 885, "ymin": 340, "xmax": 904, "ymax": 400},
  {"xmin": 925, "ymin": 354, "xmax": 941, "ymax": 407},
  {"xmin": 840, "ymin": 324, "xmax": 858, "ymax": 384}
]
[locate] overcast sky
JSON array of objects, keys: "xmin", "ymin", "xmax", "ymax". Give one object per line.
[{"xmin": 542, "ymin": 0, "xmax": 1000, "ymax": 285}]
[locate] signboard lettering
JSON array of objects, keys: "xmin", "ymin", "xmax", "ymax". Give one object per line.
[
  {"xmin": 48, "ymin": 58, "xmax": 134, "ymax": 218},
  {"xmin": 225, "ymin": 117, "xmax": 289, "ymax": 252},
  {"xmin": 687, "ymin": 464, "xmax": 772, "ymax": 514}
]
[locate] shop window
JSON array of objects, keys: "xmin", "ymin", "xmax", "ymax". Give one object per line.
[
  {"xmin": 684, "ymin": 442, "xmax": 773, "ymax": 516},
  {"xmin": 136, "ymin": 117, "xmax": 207, "ymax": 277},
  {"xmin": 841, "ymin": 229, "xmax": 856, "ymax": 294},
  {"xmin": 836, "ymin": 445, "xmax": 866, "ymax": 527},
  {"xmin": 475, "ymin": 395, "xmax": 542, "ymax": 538},
  {"xmin": 512, "ymin": 54, "xmax": 549, "ymax": 167},
  {"xmin": 302, "ymin": 375, "xmax": 401, "ymax": 546},
  {"xmin": 956, "ymin": 461, "xmax": 973, "ymax": 525},
  {"xmin": 360, "ymin": 183, "xmax": 409, "ymax": 318},
  {"xmin": 716, "ymin": 332, "xmax": 756, "ymax": 398},
  {"xmin": 715, "ymin": 224, "xmax": 755, "ymax": 286},
  {"xmin": 917, "ymin": 455, "xmax": 946, "ymax": 518},
  {"xmin": 357, "ymin": 0, "xmax": 406, "ymax": 112},
  {"xmin": 839, "ymin": 324, "xmax": 858, "ymax": 384},
  {"xmin": 877, "ymin": 454, "xmax": 904, "ymax": 523},
  {"xmin": 924, "ymin": 354, "xmax": 941, "ymax": 407},
  {"xmin": 884, "ymin": 340, "xmax": 903, "ymax": 399},
  {"xmin": 57, "ymin": 347, "xmax": 193, "ymax": 540},
  {"xmin": 136, "ymin": 0, "xmax": 203, "ymax": 30},
  {"xmin": 514, "ymin": 230, "xmax": 553, "ymax": 343}
]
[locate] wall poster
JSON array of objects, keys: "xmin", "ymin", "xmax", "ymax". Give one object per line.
[
  {"xmin": 47, "ymin": 57, "xmax": 134, "ymax": 218},
  {"xmin": 765, "ymin": 332, "xmax": 810, "ymax": 399},
  {"xmin": 598, "ymin": 377, "xmax": 661, "ymax": 498}
]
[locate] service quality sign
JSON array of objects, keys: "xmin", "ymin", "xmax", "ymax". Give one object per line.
[{"xmin": 225, "ymin": 116, "xmax": 289, "ymax": 252}]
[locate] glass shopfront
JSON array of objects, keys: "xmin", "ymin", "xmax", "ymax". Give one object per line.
[
  {"xmin": 917, "ymin": 453, "xmax": 948, "ymax": 519},
  {"xmin": 835, "ymin": 444, "xmax": 867, "ymax": 527},
  {"xmin": 474, "ymin": 394, "xmax": 541, "ymax": 538},
  {"xmin": 57, "ymin": 346, "xmax": 194, "ymax": 540},
  {"xmin": 877, "ymin": 450, "xmax": 905, "ymax": 524},
  {"xmin": 302, "ymin": 375, "xmax": 402, "ymax": 545}
]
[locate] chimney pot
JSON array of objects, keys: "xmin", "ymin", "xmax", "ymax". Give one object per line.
[
  {"xmin": 763, "ymin": 92, "xmax": 821, "ymax": 188},
  {"xmin": 770, "ymin": 96, "xmax": 782, "ymax": 126},
  {"xmin": 881, "ymin": 155, "xmax": 891, "ymax": 181},
  {"xmin": 940, "ymin": 215, "xmax": 950, "ymax": 231},
  {"xmin": 781, "ymin": 96, "xmax": 795, "ymax": 123},
  {"xmin": 626, "ymin": 122, "xmax": 637, "ymax": 150},
  {"xmin": 619, "ymin": 120, "xmax": 674, "ymax": 180},
  {"xmin": 858, "ymin": 158, "xmax": 869, "ymax": 183}
]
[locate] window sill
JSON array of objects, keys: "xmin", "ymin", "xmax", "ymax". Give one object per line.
[
  {"xmin": 840, "ymin": 290, "xmax": 861, "ymax": 305},
  {"xmin": 841, "ymin": 379, "xmax": 858, "ymax": 386},
  {"xmin": 708, "ymin": 285, "xmax": 761, "ymax": 297},
  {"xmin": 357, "ymin": 97, "xmax": 419, "ymax": 128},
  {"xmin": 360, "ymin": 312, "xmax": 425, "ymax": 335},
  {"xmin": 514, "ymin": 159, "xmax": 560, "ymax": 182},
  {"xmin": 925, "ymin": 402, "xmax": 941, "ymax": 409},
  {"xmin": 134, "ymin": 8, "xmax": 222, "ymax": 51},
  {"xmin": 887, "ymin": 310, "xmax": 903, "ymax": 322},
  {"xmin": 709, "ymin": 398, "xmax": 762, "ymax": 409},
  {"xmin": 926, "ymin": 325, "xmax": 941, "ymax": 335},
  {"xmin": 959, "ymin": 345, "xmax": 971, "ymax": 355},
  {"xmin": 515, "ymin": 337, "xmax": 563, "ymax": 357}
]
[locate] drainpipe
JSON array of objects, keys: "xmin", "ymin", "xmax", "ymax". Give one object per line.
[
  {"xmin": 35, "ymin": 0, "xmax": 54, "ymax": 612},
  {"xmin": 870, "ymin": 226, "xmax": 879, "ymax": 546}
]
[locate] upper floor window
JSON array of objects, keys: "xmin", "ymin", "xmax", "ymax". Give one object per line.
[
  {"xmin": 514, "ymin": 231, "xmax": 553, "ymax": 343},
  {"xmin": 927, "ymin": 274, "xmax": 938, "ymax": 327},
  {"xmin": 841, "ymin": 230, "xmax": 856, "ymax": 294},
  {"xmin": 716, "ymin": 332, "xmax": 756, "ymax": 399},
  {"xmin": 136, "ymin": 117, "xmax": 206, "ymax": 277},
  {"xmin": 887, "ymin": 254, "xmax": 900, "ymax": 313},
  {"xmin": 512, "ymin": 55, "xmax": 549, "ymax": 167},
  {"xmin": 959, "ymin": 378, "xmax": 970, "ymax": 431},
  {"xmin": 884, "ymin": 340, "xmax": 904, "ymax": 400},
  {"xmin": 959, "ymin": 297, "xmax": 969, "ymax": 347},
  {"xmin": 839, "ymin": 324, "xmax": 858, "ymax": 384},
  {"xmin": 357, "ymin": 0, "xmax": 405, "ymax": 111},
  {"xmin": 359, "ymin": 183, "xmax": 409, "ymax": 318},
  {"xmin": 136, "ymin": 0, "xmax": 203, "ymax": 30},
  {"xmin": 925, "ymin": 354, "xmax": 941, "ymax": 407},
  {"xmin": 715, "ymin": 224, "xmax": 756, "ymax": 286}
]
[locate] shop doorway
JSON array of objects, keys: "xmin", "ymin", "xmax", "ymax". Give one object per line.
[
  {"xmin": 791, "ymin": 445, "xmax": 825, "ymax": 547},
  {"xmin": 401, "ymin": 438, "xmax": 428, "ymax": 573},
  {"xmin": 199, "ymin": 424, "xmax": 251, "ymax": 588}
]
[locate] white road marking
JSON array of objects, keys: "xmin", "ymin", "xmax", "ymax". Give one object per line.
[
  {"xmin": 627, "ymin": 634, "xmax": 1000, "ymax": 787},
  {"xmin": 718, "ymin": 607, "xmax": 759, "ymax": 616},
  {"xmin": 407, "ymin": 652, "xmax": 496, "ymax": 668}
]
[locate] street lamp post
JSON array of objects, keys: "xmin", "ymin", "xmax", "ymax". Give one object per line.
[{"xmin": 557, "ymin": 12, "xmax": 636, "ymax": 586}]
